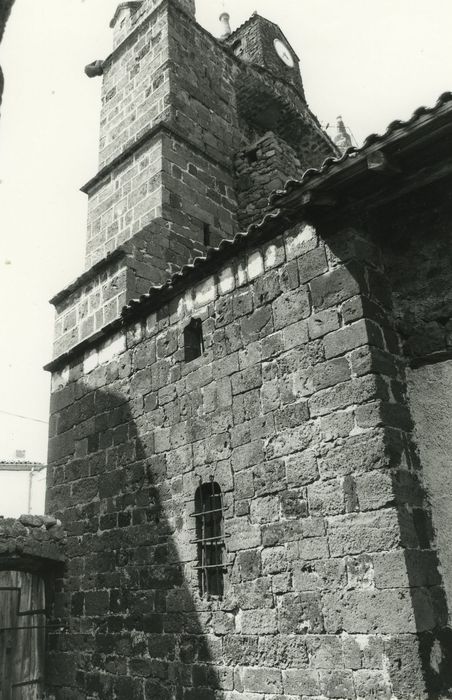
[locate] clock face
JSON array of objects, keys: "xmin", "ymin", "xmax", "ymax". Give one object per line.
[{"xmin": 273, "ymin": 38, "xmax": 295, "ymax": 68}]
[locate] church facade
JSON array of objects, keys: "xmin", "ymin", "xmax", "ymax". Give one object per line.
[{"xmin": 2, "ymin": 1, "xmax": 452, "ymax": 698}]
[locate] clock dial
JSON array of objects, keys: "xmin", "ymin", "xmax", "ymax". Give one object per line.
[{"xmin": 273, "ymin": 38, "xmax": 295, "ymax": 68}]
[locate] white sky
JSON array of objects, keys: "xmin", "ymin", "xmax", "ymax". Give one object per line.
[{"xmin": 0, "ymin": 0, "xmax": 451, "ymax": 463}]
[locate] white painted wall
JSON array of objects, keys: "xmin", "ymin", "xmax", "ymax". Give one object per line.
[{"xmin": 0, "ymin": 468, "xmax": 47, "ymax": 518}]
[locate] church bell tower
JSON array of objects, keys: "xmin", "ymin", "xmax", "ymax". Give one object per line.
[{"xmin": 50, "ymin": 0, "xmax": 335, "ymax": 360}]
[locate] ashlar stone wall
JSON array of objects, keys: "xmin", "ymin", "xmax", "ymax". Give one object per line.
[{"xmin": 45, "ymin": 220, "xmax": 448, "ymax": 699}]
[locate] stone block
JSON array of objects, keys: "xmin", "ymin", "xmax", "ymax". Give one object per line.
[
  {"xmin": 308, "ymin": 308, "xmax": 341, "ymax": 340},
  {"xmin": 285, "ymin": 450, "xmax": 319, "ymax": 486},
  {"xmin": 232, "ymin": 366, "xmax": 262, "ymax": 395},
  {"xmin": 319, "ymin": 670, "xmax": 355, "ymax": 699},
  {"xmin": 264, "ymin": 237, "xmax": 286, "ymax": 269},
  {"xmin": 323, "ymin": 588, "xmax": 426, "ymax": 635},
  {"xmin": 232, "ymin": 440, "xmax": 264, "ymax": 471},
  {"xmin": 309, "ymin": 375, "xmax": 388, "ymax": 418},
  {"xmin": 241, "ymin": 306, "xmax": 273, "ymax": 342},
  {"xmin": 250, "ymin": 495, "xmax": 279, "ymax": 523},
  {"xmin": 278, "ymin": 592, "xmax": 324, "ymax": 634},
  {"xmin": 327, "ymin": 509, "xmax": 400, "ymax": 557},
  {"xmin": 240, "ymin": 608, "xmax": 278, "ymax": 634},
  {"xmin": 222, "ymin": 636, "xmax": 259, "ymax": 666},
  {"xmin": 228, "ymin": 521, "xmax": 261, "ymax": 552},
  {"xmin": 310, "ymin": 263, "xmax": 364, "ymax": 311},
  {"xmin": 254, "ymin": 270, "xmax": 281, "ymax": 306},
  {"xmin": 355, "ymin": 470, "xmax": 394, "ymax": 511},
  {"xmin": 258, "ymin": 635, "xmax": 308, "ymax": 668},
  {"xmin": 235, "ymin": 549, "xmax": 261, "ymax": 581},
  {"xmin": 273, "ymin": 288, "xmax": 311, "ymax": 330},
  {"xmin": 254, "ymin": 459, "xmax": 286, "ymax": 496},
  {"xmin": 373, "ymin": 549, "xmax": 441, "ymax": 589},
  {"xmin": 311, "ymin": 357, "xmax": 351, "ymax": 391},
  {"xmin": 282, "ymin": 319, "xmax": 309, "ymax": 350},
  {"xmin": 240, "ymin": 667, "xmax": 283, "ymax": 694},
  {"xmin": 306, "ymin": 634, "xmax": 343, "ymax": 669},
  {"xmin": 261, "ymin": 546, "xmax": 287, "ymax": 575},
  {"xmin": 384, "ymin": 635, "xmax": 427, "ymax": 699},
  {"xmin": 280, "ymin": 259, "xmax": 299, "ymax": 291},
  {"xmin": 283, "ymin": 669, "xmax": 320, "ymax": 696},
  {"xmin": 319, "ymin": 430, "xmax": 400, "ymax": 480},
  {"xmin": 324, "ymin": 319, "xmax": 384, "ymax": 359},
  {"xmin": 284, "ymin": 223, "xmax": 318, "ymax": 260},
  {"xmin": 309, "ymin": 478, "xmax": 345, "ymax": 516},
  {"xmin": 280, "ymin": 490, "xmax": 308, "ymax": 519},
  {"xmin": 266, "ymin": 424, "xmax": 314, "ymax": 459},
  {"xmin": 298, "ymin": 245, "xmax": 328, "ymax": 283},
  {"xmin": 353, "ymin": 669, "xmax": 392, "ymax": 699},
  {"xmin": 275, "ymin": 401, "xmax": 309, "ymax": 430}
]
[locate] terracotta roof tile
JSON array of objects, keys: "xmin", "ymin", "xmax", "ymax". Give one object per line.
[{"xmin": 122, "ymin": 92, "xmax": 452, "ymax": 319}]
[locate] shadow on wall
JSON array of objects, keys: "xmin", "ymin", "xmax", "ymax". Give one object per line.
[
  {"xmin": 320, "ymin": 217, "xmax": 452, "ymax": 699},
  {"xmin": 45, "ymin": 382, "xmax": 218, "ymax": 700}
]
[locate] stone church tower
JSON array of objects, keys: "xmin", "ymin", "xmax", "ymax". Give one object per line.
[
  {"xmin": 39, "ymin": 1, "xmax": 452, "ymax": 699},
  {"xmin": 50, "ymin": 0, "xmax": 334, "ymax": 361}
]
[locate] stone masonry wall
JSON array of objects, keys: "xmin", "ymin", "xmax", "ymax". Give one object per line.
[
  {"xmin": 381, "ymin": 178, "xmax": 452, "ymax": 363},
  {"xmin": 234, "ymin": 131, "xmax": 304, "ymax": 230},
  {"xmin": 85, "ymin": 130, "xmax": 237, "ymax": 269},
  {"xmin": 100, "ymin": 3, "xmax": 170, "ymax": 168},
  {"xmin": 225, "ymin": 14, "xmax": 305, "ymax": 96},
  {"xmin": 0, "ymin": 514, "xmax": 65, "ymax": 567},
  {"xmin": 45, "ymin": 221, "xmax": 448, "ymax": 699}
]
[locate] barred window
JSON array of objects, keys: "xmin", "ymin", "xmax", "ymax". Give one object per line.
[
  {"xmin": 184, "ymin": 318, "xmax": 203, "ymax": 362},
  {"xmin": 192, "ymin": 480, "xmax": 225, "ymax": 598}
]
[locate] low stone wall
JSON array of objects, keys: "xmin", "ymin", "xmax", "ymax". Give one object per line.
[{"xmin": 0, "ymin": 514, "xmax": 65, "ymax": 568}]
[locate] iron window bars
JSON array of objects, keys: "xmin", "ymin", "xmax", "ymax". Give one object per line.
[{"xmin": 191, "ymin": 479, "xmax": 226, "ymax": 598}]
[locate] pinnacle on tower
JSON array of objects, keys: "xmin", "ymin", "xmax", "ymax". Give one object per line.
[
  {"xmin": 219, "ymin": 12, "xmax": 232, "ymax": 40},
  {"xmin": 334, "ymin": 115, "xmax": 353, "ymax": 152}
]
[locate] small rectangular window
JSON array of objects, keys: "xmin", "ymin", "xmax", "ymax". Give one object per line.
[
  {"xmin": 247, "ymin": 148, "xmax": 258, "ymax": 164},
  {"xmin": 203, "ymin": 223, "xmax": 211, "ymax": 247},
  {"xmin": 184, "ymin": 318, "xmax": 204, "ymax": 362}
]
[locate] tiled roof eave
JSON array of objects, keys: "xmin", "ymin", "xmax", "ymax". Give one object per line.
[
  {"xmin": 271, "ymin": 91, "xmax": 452, "ymax": 208},
  {"xmin": 45, "ymin": 91, "xmax": 452, "ymax": 372}
]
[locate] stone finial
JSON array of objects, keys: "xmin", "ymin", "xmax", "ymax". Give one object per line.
[
  {"xmin": 219, "ymin": 12, "xmax": 232, "ymax": 40},
  {"xmin": 84, "ymin": 60, "xmax": 104, "ymax": 78},
  {"xmin": 334, "ymin": 115, "xmax": 353, "ymax": 153}
]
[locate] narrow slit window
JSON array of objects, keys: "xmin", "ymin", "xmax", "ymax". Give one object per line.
[
  {"xmin": 184, "ymin": 317, "xmax": 203, "ymax": 362},
  {"xmin": 203, "ymin": 222, "xmax": 211, "ymax": 247},
  {"xmin": 193, "ymin": 480, "xmax": 225, "ymax": 598},
  {"xmin": 232, "ymin": 40, "xmax": 243, "ymax": 56}
]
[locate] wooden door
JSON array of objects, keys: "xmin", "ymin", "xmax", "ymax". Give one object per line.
[{"xmin": 0, "ymin": 572, "xmax": 45, "ymax": 700}]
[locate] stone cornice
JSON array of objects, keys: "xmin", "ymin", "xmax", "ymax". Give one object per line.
[
  {"xmin": 49, "ymin": 248, "xmax": 127, "ymax": 307},
  {"xmin": 81, "ymin": 121, "xmax": 234, "ymax": 195}
]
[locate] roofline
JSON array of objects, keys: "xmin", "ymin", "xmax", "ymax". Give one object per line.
[
  {"xmin": 270, "ymin": 91, "xmax": 452, "ymax": 209},
  {"xmin": 0, "ymin": 463, "xmax": 46, "ymax": 472},
  {"xmin": 44, "ymin": 93, "xmax": 452, "ymax": 373}
]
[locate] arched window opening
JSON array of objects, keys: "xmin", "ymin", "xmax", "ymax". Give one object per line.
[
  {"xmin": 184, "ymin": 318, "xmax": 204, "ymax": 362},
  {"xmin": 192, "ymin": 480, "xmax": 225, "ymax": 598}
]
